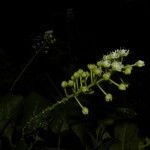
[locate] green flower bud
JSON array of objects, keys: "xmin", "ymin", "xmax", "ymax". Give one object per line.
[
  {"xmin": 81, "ymin": 72, "xmax": 87, "ymax": 78},
  {"xmin": 87, "ymin": 64, "xmax": 97, "ymax": 70},
  {"xmin": 82, "ymin": 107, "xmax": 89, "ymax": 115},
  {"xmin": 97, "ymin": 61, "xmax": 102, "ymax": 67},
  {"xmin": 93, "ymin": 68, "xmax": 102, "ymax": 75},
  {"xmin": 73, "ymin": 72, "xmax": 80, "ymax": 79},
  {"xmin": 102, "ymin": 72, "xmax": 111, "ymax": 80},
  {"xmin": 61, "ymin": 81, "xmax": 68, "ymax": 88},
  {"xmin": 118, "ymin": 83, "xmax": 128, "ymax": 91},
  {"xmin": 68, "ymin": 80, "xmax": 74, "ymax": 86},
  {"xmin": 78, "ymin": 69, "xmax": 84, "ymax": 75},
  {"xmin": 85, "ymin": 72, "xmax": 90, "ymax": 77},
  {"xmin": 105, "ymin": 93, "xmax": 113, "ymax": 102},
  {"xmin": 124, "ymin": 65, "xmax": 132, "ymax": 75},
  {"xmin": 81, "ymin": 86, "xmax": 89, "ymax": 93},
  {"xmin": 135, "ymin": 60, "xmax": 145, "ymax": 67},
  {"xmin": 71, "ymin": 75, "xmax": 75, "ymax": 80}
]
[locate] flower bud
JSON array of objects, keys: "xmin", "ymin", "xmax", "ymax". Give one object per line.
[
  {"xmin": 68, "ymin": 80, "xmax": 74, "ymax": 87},
  {"xmin": 78, "ymin": 69, "xmax": 84, "ymax": 75},
  {"xmin": 105, "ymin": 93, "xmax": 113, "ymax": 102},
  {"xmin": 93, "ymin": 68, "xmax": 102, "ymax": 75},
  {"xmin": 97, "ymin": 61, "xmax": 102, "ymax": 67},
  {"xmin": 81, "ymin": 86, "xmax": 89, "ymax": 93},
  {"xmin": 82, "ymin": 107, "xmax": 89, "ymax": 115},
  {"xmin": 73, "ymin": 72, "xmax": 80, "ymax": 79},
  {"xmin": 102, "ymin": 72, "xmax": 111, "ymax": 80},
  {"xmin": 61, "ymin": 81, "xmax": 68, "ymax": 88},
  {"xmin": 135, "ymin": 60, "xmax": 145, "ymax": 67},
  {"xmin": 118, "ymin": 83, "xmax": 128, "ymax": 91},
  {"xmin": 124, "ymin": 65, "xmax": 132, "ymax": 75},
  {"xmin": 87, "ymin": 64, "xmax": 97, "ymax": 70}
]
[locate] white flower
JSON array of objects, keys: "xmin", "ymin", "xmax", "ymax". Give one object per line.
[
  {"xmin": 111, "ymin": 61, "xmax": 124, "ymax": 72},
  {"xmin": 109, "ymin": 51, "xmax": 120, "ymax": 59},
  {"xmin": 101, "ymin": 60, "xmax": 111, "ymax": 68},
  {"xmin": 116, "ymin": 49, "xmax": 129, "ymax": 57},
  {"xmin": 103, "ymin": 55, "xmax": 111, "ymax": 60}
]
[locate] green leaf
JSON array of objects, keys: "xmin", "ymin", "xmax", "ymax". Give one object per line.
[
  {"xmin": 0, "ymin": 94, "xmax": 23, "ymax": 131},
  {"xmin": 71, "ymin": 123, "xmax": 88, "ymax": 145},
  {"xmin": 110, "ymin": 122, "xmax": 139, "ymax": 150},
  {"xmin": 20, "ymin": 92, "xmax": 50, "ymax": 128}
]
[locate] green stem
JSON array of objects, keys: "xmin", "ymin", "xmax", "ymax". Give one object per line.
[
  {"xmin": 64, "ymin": 88, "xmax": 68, "ymax": 97},
  {"xmin": 74, "ymin": 96, "xmax": 83, "ymax": 109},
  {"xmin": 80, "ymin": 76, "xmax": 83, "ymax": 87},
  {"xmin": 76, "ymin": 79, "xmax": 79, "ymax": 90},
  {"xmin": 109, "ymin": 79, "xmax": 119, "ymax": 86},
  {"xmin": 97, "ymin": 84, "xmax": 107, "ymax": 95},
  {"xmin": 90, "ymin": 71, "xmax": 93, "ymax": 83}
]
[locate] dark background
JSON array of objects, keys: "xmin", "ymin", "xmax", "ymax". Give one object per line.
[{"xmin": 0, "ymin": 0, "xmax": 150, "ymax": 136}]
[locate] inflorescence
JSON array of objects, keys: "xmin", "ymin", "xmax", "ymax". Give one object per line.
[
  {"xmin": 23, "ymin": 49, "xmax": 145, "ymax": 133},
  {"xmin": 60, "ymin": 49, "xmax": 145, "ymax": 115}
]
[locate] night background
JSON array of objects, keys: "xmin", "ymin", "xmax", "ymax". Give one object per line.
[{"xmin": 0, "ymin": 0, "xmax": 150, "ymax": 149}]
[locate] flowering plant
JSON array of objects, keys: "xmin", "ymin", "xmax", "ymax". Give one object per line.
[{"xmin": 22, "ymin": 48, "xmax": 147, "ymax": 149}]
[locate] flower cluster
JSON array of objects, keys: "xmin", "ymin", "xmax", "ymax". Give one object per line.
[
  {"xmin": 60, "ymin": 49, "xmax": 145, "ymax": 115},
  {"xmin": 24, "ymin": 49, "xmax": 145, "ymax": 135}
]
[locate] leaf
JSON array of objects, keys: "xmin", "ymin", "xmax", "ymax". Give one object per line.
[
  {"xmin": 47, "ymin": 100, "xmax": 79, "ymax": 134},
  {"xmin": 111, "ymin": 122, "xmax": 139, "ymax": 150},
  {"xmin": 71, "ymin": 123, "xmax": 88, "ymax": 145},
  {"xmin": 19, "ymin": 92, "xmax": 50, "ymax": 128},
  {"xmin": 0, "ymin": 94, "xmax": 23, "ymax": 131}
]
